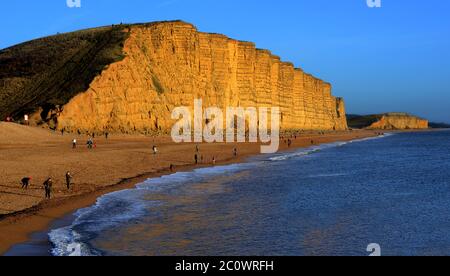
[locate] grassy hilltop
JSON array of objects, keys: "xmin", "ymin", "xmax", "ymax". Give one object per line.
[{"xmin": 0, "ymin": 25, "xmax": 129, "ymax": 122}]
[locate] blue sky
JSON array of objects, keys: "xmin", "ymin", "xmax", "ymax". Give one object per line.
[{"xmin": 1, "ymin": 0, "xmax": 449, "ymax": 122}]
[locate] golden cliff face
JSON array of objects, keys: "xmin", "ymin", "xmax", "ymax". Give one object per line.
[
  {"xmin": 367, "ymin": 113, "xmax": 429, "ymax": 130},
  {"xmin": 54, "ymin": 21, "xmax": 348, "ymax": 133}
]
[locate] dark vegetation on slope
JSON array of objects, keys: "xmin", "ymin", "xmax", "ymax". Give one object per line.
[
  {"xmin": 0, "ymin": 25, "xmax": 130, "ymax": 122},
  {"xmin": 346, "ymin": 114, "xmax": 382, "ymax": 129}
]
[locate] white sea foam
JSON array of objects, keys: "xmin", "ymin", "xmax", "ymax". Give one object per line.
[
  {"xmin": 347, "ymin": 132, "xmax": 394, "ymax": 143},
  {"xmin": 268, "ymin": 141, "xmax": 346, "ymax": 162},
  {"xmin": 49, "ymin": 188, "xmax": 150, "ymax": 256},
  {"xmin": 267, "ymin": 133, "xmax": 394, "ymax": 162},
  {"xmin": 49, "ymin": 163, "xmax": 253, "ymax": 256},
  {"xmin": 49, "ymin": 227, "xmax": 92, "ymax": 256}
]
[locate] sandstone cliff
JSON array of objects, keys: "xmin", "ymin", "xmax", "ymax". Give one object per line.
[
  {"xmin": 347, "ymin": 113, "xmax": 429, "ymax": 130},
  {"xmin": 0, "ymin": 21, "xmax": 348, "ymax": 133}
]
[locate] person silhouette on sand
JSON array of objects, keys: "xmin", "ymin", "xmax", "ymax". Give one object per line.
[
  {"xmin": 65, "ymin": 171, "xmax": 73, "ymax": 190},
  {"xmin": 87, "ymin": 138, "xmax": 94, "ymax": 149},
  {"xmin": 21, "ymin": 177, "xmax": 32, "ymax": 189},
  {"xmin": 43, "ymin": 178, "xmax": 53, "ymax": 199}
]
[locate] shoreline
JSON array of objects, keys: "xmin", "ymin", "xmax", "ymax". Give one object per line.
[
  {"xmin": 2, "ymin": 128, "xmax": 436, "ymax": 255},
  {"xmin": 0, "ymin": 152, "xmax": 249, "ymax": 255}
]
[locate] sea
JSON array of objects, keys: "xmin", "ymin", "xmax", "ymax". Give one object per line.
[{"xmin": 5, "ymin": 130, "xmax": 450, "ymax": 256}]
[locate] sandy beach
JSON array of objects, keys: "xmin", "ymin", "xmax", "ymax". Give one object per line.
[{"xmin": 0, "ymin": 122, "xmax": 380, "ymax": 254}]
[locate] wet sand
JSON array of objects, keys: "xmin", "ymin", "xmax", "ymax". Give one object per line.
[{"xmin": 0, "ymin": 122, "xmax": 379, "ymax": 254}]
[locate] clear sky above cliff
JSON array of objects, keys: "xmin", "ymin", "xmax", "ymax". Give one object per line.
[{"xmin": 1, "ymin": 0, "xmax": 449, "ymax": 123}]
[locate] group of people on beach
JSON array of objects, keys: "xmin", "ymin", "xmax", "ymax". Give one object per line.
[
  {"xmin": 3, "ymin": 114, "xmax": 30, "ymax": 125},
  {"xmin": 155, "ymin": 144, "xmax": 237, "ymax": 174},
  {"xmin": 16, "ymin": 130, "xmax": 243, "ymax": 202},
  {"xmin": 71, "ymin": 131, "xmax": 110, "ymax": 149},
  {"xmin": 20, "ymin": 172, "xmax": 73, "ymax": 199},
  {"xmin": 72, "ymin": 137, "xmax": 96, "ymax": 149},
  {"xmin": 193, "ymin": 145, "xmax": 237, "ymax": 165},
  {"xmin": 16, "ymin": 130, "xmax": 112, "ymax": 200}
]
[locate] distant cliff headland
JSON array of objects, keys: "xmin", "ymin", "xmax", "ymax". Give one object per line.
[
  {"xmin": 347, "ymin": 113, "xmax": 429, "ymax": 130},
  {"xmin": 0, "ymin": 21, "xmax": 347, "ymax": 134}
]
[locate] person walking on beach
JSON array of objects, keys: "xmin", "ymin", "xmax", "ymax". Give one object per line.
[
  {"xmin": 24, "ymin": 114, "xmax": 29, "ymax": 125},
  {"xmin": 212, "ymin": 156, "xmax": 216, "ymax": 165},
  {"xmin": 72, "ymin": 138, "xmax": 77, "ymax": 149},
  {"xmin": 65, "ymin": 171, "xmax": 73, "ymax": 190},
  {"xmin": 87, "ymin": 137, "xmax": 94, "ymax": 149},
  {"xmin": 21, "ymin": 177, "xmax": 32, "ymax": 189},
  {"xmin": 105, "ymin": 132, "xmax": 109, "ymax": 140},
  {"xmin": 152, "ymin": 145, "xmax": 158, "ymax": 155},
  {"xmin": 233, "ymin": 148, "xmax": 238, "ymax": 158},
  {"xmin": 194, "ymin": 153, "xmax": 198, "ymax": 165},
  {"xmin": 43, "ymin": 178, "xmax": 53, "ymax": 199}
]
